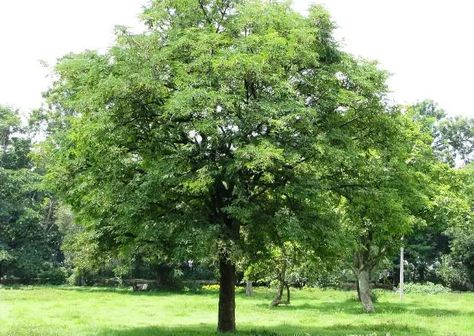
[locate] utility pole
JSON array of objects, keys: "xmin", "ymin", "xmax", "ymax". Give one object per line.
[{"xmin": 400, "ymin": 239, "xmax": 404, "ymax": 302}]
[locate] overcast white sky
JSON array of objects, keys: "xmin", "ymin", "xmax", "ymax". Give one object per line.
[{"xmin": 1, "ymin": 0, "xmax": 473, "ymax": 117}]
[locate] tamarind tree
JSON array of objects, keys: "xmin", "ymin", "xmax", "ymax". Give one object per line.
[{"xmin": 40, "ymin": 0, "xmax": 401, "ymax": 331}]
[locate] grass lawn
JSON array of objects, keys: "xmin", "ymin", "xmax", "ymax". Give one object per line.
[{"xmin": 0, "ymin": 286, "xmax": 473, "ymax": 336}]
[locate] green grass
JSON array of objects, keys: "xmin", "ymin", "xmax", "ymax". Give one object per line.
[{"xmin": 0, "ymin": 286, "xmax": 473, "ymax": 336}]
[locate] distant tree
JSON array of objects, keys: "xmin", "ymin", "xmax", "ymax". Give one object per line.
[
  {"xmin": 404, "ymin": 100, "xmax": 473, "ymax": 286},
  {"xmin": 243, "ymin": 203, "xmax": 342, "ymax": 306},
  {"xmin": 57, "ymin": 204, "xmax": 189, "ymax": 287},
  {"xmin": 245, "ymin": 241, "xmax": 322, "ymax": 306},
  {"xmin": 438, "ymin": 163, "xmax": 474, "ymax": 290},
  {"xmin": 408, "ymin": 100, "xmax": 473, "ymax": 166},
  {"xmin": 0, "ymin": 105, "xmax": 63, "ymax": 281},
  {"xmin": 403, "ymin": 166, "xmax": 463, "ymax": 284},
  {"xmin": 337, "ymin": 112, "xmax": 438, "ymax": 312}
]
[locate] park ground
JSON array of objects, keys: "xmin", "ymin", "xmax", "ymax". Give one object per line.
[{"xmin": 0, "ymin": 286, "xmax": 473, "ymax": 336}]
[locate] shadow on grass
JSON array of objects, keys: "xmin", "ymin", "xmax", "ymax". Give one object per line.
[
  {"xmin": 96, "ymin": 323, "xmax": 430, "ymax": 336},
  {"xmin": 1, "ymin": 285, "xmax": 220, "ymax": 298},
  {"xmin": 331, "ymin": 301, "xmax": 468, "ymax": 318},
  {"xmin": 255, "ymin": 303, "xmax": 319, "ymax": 311},
  {"xmin": 256, "ymin": 299, "xmax": 469, "ymax": 318},
  {"xmin": 55, "ymin": 286, "xmax": 223, "ymax": 297},
  {"xmin": 23, "ymin": 286, "xmax": 469, "ymax": 318}
]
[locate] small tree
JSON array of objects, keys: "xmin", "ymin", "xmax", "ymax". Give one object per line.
[
  {"xmin": 339, "ymin": 113, "xmax": 439, "ymax": 312},
  {"xmin": 246, "ymin": 241, "xmax": 319, "ymax": 306}
]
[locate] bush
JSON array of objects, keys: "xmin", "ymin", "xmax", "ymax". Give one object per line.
[
  {"xmin": 402, "ymin": 282, "xmax": 451, "ymax": 294},
  {"xmin": 38, "ymin": 267, "xmax": 68, "ymax": 285},
  {"xmin": 370, "ymin": 289, "xmax": 381, "ymax": 303},
  {"xmin": 436, "ymin": 255, "xmax": 473, "ymax": 291},
  {"xmin": 67, "ymin": 268, "xmax": 95, "ymax": 286}
]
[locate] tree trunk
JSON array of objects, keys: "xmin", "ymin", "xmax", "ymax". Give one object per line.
[
  {"xmin": 356, "ymin": 275, "xmax": 361, "ymax": 301},
  {"xmin": 156, "ymin": 272, "xmax": 161, "ymax": 287},
  {"xmin": 217, "ymin": 254, "xmax": 236, "ymax": 333},
  {"xmin": 271, "ymin": 279, "xmax": 285, "ymax": 306},
  {"xmin": 245, "ymin": 280, "xmax": 253, "ymax": 296},
  {"xmin": 285, "ymin": 283, "xmax": 290, "ymax": 304},
  {"xmin": 358, "ymin": 269, "xmax": 374, "ymax": 313},
  {"xmin": 271, "ymin": 260, "xmax": 287, "ymax": 306}
]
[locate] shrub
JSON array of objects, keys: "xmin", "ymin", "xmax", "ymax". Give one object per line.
[
  {"xmin": 436, "ymin": 255, "xmax": 473, "ymax": 291},
  {"xmin": 38, "ymin": 267, "xmax": 68, "ymax": 285},
  {"xmin": 402, "ymin": 282, "xmax": 451, "ymax": 294},
  {"xmin": 370, "ymin": 289, "xmax": 380, "ymax": 303}
]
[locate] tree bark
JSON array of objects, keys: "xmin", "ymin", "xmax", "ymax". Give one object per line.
[
  {"xmin": 271, "ymin": 279, "xmax": 285, "ymax": 306},
  {"xmin": 285, "ymin": 283, "xmax": 290, "ymax": 304},
  {"xmin": 217, "ymin": 254, "xmax": 236, "ymax": 333},
  {"xmin": 358, "ymin": 269, "xmax": 374, "ymax": 313},
  {"xmin": 245, "ymin": 280, "xmax": 253, "ymax": 296}
]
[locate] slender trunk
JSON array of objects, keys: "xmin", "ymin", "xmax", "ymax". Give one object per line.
[
  {"xmin": 419, "ymin": 265, "xmax": 425, "ymax": 282},
  {"xmin": 271, "ymin": 279, "xmax": 285, "ymax": 306},
  {"xmin": 245, "ymin": 280, "xmax": 253, "ymax": 296},
  {"xmin": 271, "ymin": 261, "xmax": 287, "ymax": 306},
  {"xmin": 155, "ymin": 271, "xmax": 161, "ymax": 287},
  {"xmin": 217, "ymin": 254, "xmax": 236, "ymax": 333},
  {"xmin": 1, "ymin": 129, "xmax": 9, "ymax": 153},
  {"xmin": 356, "ymin": 275, "xmax": 361, "ymax": 301},
  {"xmin": 358, "ymin": 269, "xmax": 374, "ymax": 313},
  {"xmin": 400, "ymin": 246, "xmax": 404, "ymax": 302},
  {"xmin": 285, "ymin": 283, "xmax": 290, "ymax": 304}
]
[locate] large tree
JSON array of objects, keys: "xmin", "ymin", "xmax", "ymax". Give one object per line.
[{"xmin": 41, "ymin": 0, "xmax": 394, "ymax": 331}]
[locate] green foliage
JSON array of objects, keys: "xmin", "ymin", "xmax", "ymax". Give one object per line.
[
  {"xmin": 403, "ymin": 102, "xmax": 473, "ymax": 286},
  {"xmin": 340, "ymin": 110, "xmax": 438, "ymax": 277},
  {"xmin": 0, "ymin": 105, "xmax": 63, "ymax": 282},
  {"xmin": 436, "ymin": 255, "xmax": 472, "ymax": 291},
  {"xmin": 0, "ymin": 105, "xmax": 20, "ymax": 151},
  {"xmin": 26, "ymin": 5, "xmax": 474, "ymax": 333},
  {"xmin": 438, "ymin": 163, "xmax": 474, "ymax": 290},
  {"xmin": 39, "ymin": 0, "xmax": 398, "ymax": 311},
  {"xmin": 408, "ymin": 100, "xmax": 474, "ymax": 166},
  {"xmin": 38, "ymin": 267, "xmax": 68, "ymax": 285}
]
